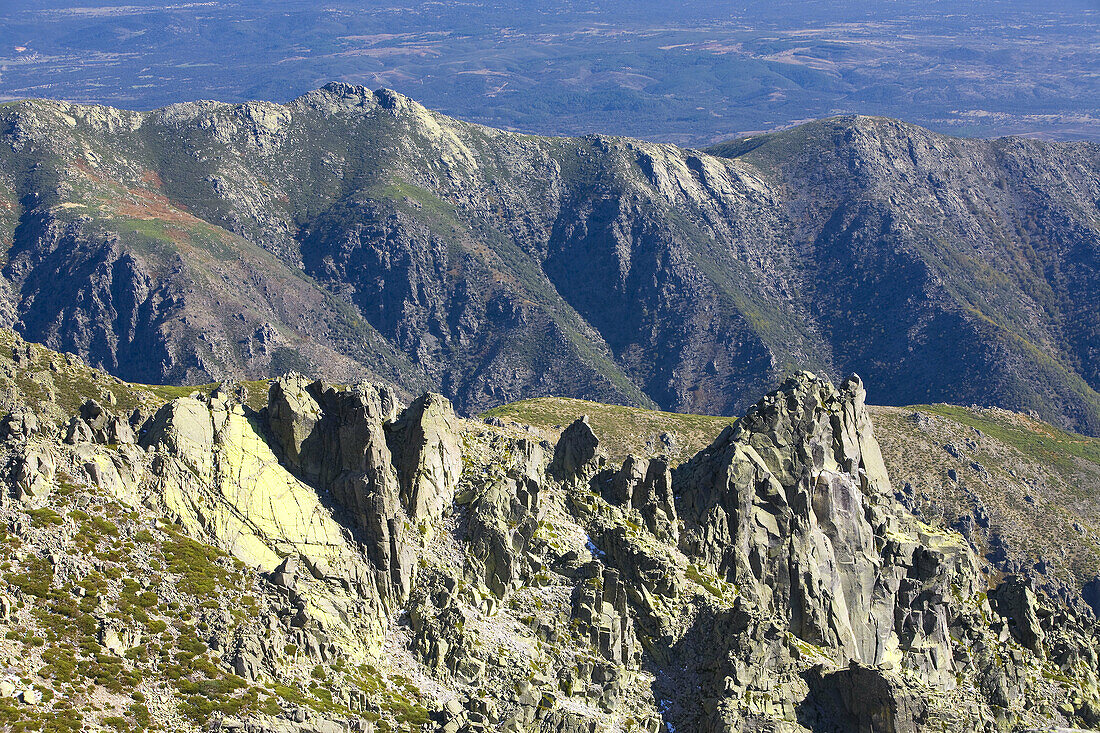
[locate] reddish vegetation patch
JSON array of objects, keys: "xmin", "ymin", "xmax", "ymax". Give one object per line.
[
  {"xmin": 115, "ymin": 187, "xmax": 201, "ymax": 227},
  {"xmin": 140, "ymin": 169, "xmax": 164, "ymax": 188},
  {"xmin": 162, "ymin": 225, "xmax": 193, "ymax": 246},
  {"xmin": 72, "ymin": 159, "xmax": 106, "ymax": 184},
  {"xmin": 0, "ymin": 197, "xmax": 13, "ymax": 211}
]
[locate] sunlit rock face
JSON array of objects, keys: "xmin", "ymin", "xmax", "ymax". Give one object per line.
[{"xmin": 3, "ymin": 327, "xmax": 1100, "ymax": 731}]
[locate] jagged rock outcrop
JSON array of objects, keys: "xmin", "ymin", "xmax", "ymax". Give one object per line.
[
  {"xmin": 265, "ymin": 373, "xmax": 415, "ymax": 598},
  {"xmin": 605, "ymin": 455, "xmax": 677, "ymax": 540},
  {"xmin": 675, "ymin": 373, "xmax": 936, "ymax": 665},
  {"xmin": 410, "ymin": 574, "xmax": 484, "ymax": 685},
  {"xmin": 664, "ymin": 373, "xmax": 990, "ymax": 730},
  {"xmin": 387, "ymin": 392, "xmax": 462, "ymax": 527},
  {"xmin": 989, "ymin": 576, "xmax": 1052, "ymax": 657},
  {"xmin": 140, "ymin": 393, "xmax": 372, "ymax": 582},
  {"xmin": 549, "ymin": 416, "xmax": 604, "ymax": 484},
  {"xmin": 570, "ymin": 563, "xmax": 638, "ymax": 670},
  {"xmin": 465, "ymin": 477, "xmax": 540, "ymax": 600},
  {"xmin": 266, "ymin": 374, "xmax": 325, "ymax": 470},
  {"xmin": 4, "ymin": 331, "xmax": 1100, "ymax": 733}
]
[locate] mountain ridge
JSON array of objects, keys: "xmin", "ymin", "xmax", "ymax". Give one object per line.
[{"xmin": 0, "ymin": 84, "xmax": 1097, "ymax": 434}]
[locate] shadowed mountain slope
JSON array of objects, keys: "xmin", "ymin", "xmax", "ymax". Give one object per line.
[{"xmin": 0, "ymin": 86, "xmax": 1097, "ymax": 433}]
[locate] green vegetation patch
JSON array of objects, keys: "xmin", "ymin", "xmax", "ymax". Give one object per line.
[
  {"xmin": 0, "ymin": 699, "xmax": 82, "ymax": 733},
  {"xmin": 483, "ymin": 396, "xmax": 735, "ymax": 465},
  {"xmin": 160, "ymin": 526, "xmax": 236, "ymax": 596},
  {"xmin": 912, "ymin": 403, "xmax": 1100, "ymax": 469},
  {"xmin": 354, "ymin": 665, "xmax": 432, "ymax": 731}
]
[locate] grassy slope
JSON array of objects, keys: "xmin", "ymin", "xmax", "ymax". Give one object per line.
[
  {"xmin": 484, "ymin": 395, "xmax": 1100, "ymax": 473},
  {"xmin": 907, "ymin": 404, "xmax": 1100, "ymax": 471},
  {"xmin": 483, "ymin": 396, "xmax": 737, "ymax": 466},
  {"xmin": 871, "ymin": 403, "xmax": 1100, "ymax": 592},
  {"xmin": 0, "ymin": 329, "xmax": 274, "ymax": 419}
]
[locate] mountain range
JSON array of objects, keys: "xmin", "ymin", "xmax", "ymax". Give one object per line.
[
  {"xmin": 0, "ymin": 83, "xmax": 1097, "ymax": 435},
  {"xmin": 2, "ymin": 83, "xmax": 1100, "ymax": 733}
]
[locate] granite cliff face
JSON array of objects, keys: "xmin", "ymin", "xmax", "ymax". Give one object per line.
[
  {"xmin": 3, "ymin": 331, "xmax": 1100, "ymax": 732},
  {"xmin": 0, "ymin": 85, "xmax": 1097, "ymax": 433}
]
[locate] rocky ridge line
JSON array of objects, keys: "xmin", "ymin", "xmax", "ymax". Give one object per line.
[
  {"xmin": 0, "ymin": 86, "xmax": 1097, "ymax": 434},
  {"xmin": 1, "ymin": 333, "xmax": 1099, "ymax": 731}
]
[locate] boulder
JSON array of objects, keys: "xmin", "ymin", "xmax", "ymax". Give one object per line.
[
  {"xmin": 0, "ymin": 409, "xmax": 37, "ymax": 440},
  {"xmin": 267, "ymin": 373, "xmax": 323, "ymax": 474},
  {"xmin": 17, "ymin": 688, "xmax": 41, "ymax": 705},
  {"xmin": 80, "ymin": 398, "xmax": 110, "ymax": 433},
  {"xmin": 11, "ymin": 443, "xmax": 57, "ymax": 501},
  {"xmin": 63, "ymin": 416, "xmax": 93, "ymax": 445},
  {"xmin": 990, "ymin": 575, "xmax": 1049, "ymax": 655},
  {"xmin": 72, "ymin": 398, "xmax": 132, "ymax": 445},
  {"xmin": 106, "ymin": 416, "xmax": 135, "ymax": 445},
  {"xmin": 549, "ymin": 416, "xmax": 604, "ymax": 484},
  {"xmin": 98, "ymin": 619, "xmax": 142, "ymax": 655},
  {"xmin": 801, "ymin": 663, "xmax": 928, "ymax": 733},
  {"xmin": 272, "ymin": 554, "xmax": 300, "ymax": 590}
]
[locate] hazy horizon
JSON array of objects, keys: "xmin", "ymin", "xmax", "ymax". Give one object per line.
[{"xmin": 1, "ymin": 0, "xmax": 1096, "ymax": 145}]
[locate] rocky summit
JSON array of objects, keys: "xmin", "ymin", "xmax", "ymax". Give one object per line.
[
  {"xmin": 3, "ymin": 330, "xmax": 1100, "ymax": 732},
  {"xmin": 0, "ymin": 85, "xmax": 1098, "ymax": 435}
]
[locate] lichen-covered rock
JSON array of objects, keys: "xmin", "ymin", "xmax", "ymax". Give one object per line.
[
  {"xmin": 76, "ymin": 443, "xmax": 145, "ymax": 505},
  {"xmin": 387, "ymin": 392, "xmax": 462, "ymax": 527},
  {"xmin": 265, "ymin": 375, "xmax": 414, "ymax": 601},
  {"xmin": 98, "ymin": 619, "xmax": 142, "ymax": 656},
  {"xmin": 669, "ymin": 372, "xmax": 986, "ymax": 729},
  {"xmin": 3, "ymin": 332, "xmax": 1100, "ymax": 733},
  {"xmin": 136, "ymin": 391, "xmax": 399, "ymax": 665},
  {"xmin": 143, "ymin": 395, "xmax": 362, "ymax": 576},
  {"xmin": 266, "ymin": 373, "xmax": 323, "ymax": 473},
  {"xmin": 606, "ymin": 455, "xmax": 677, "ymax": 540},
  {"xmin": 9, "ymin": 442, "xmax": 56, "ymax": 501}
]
